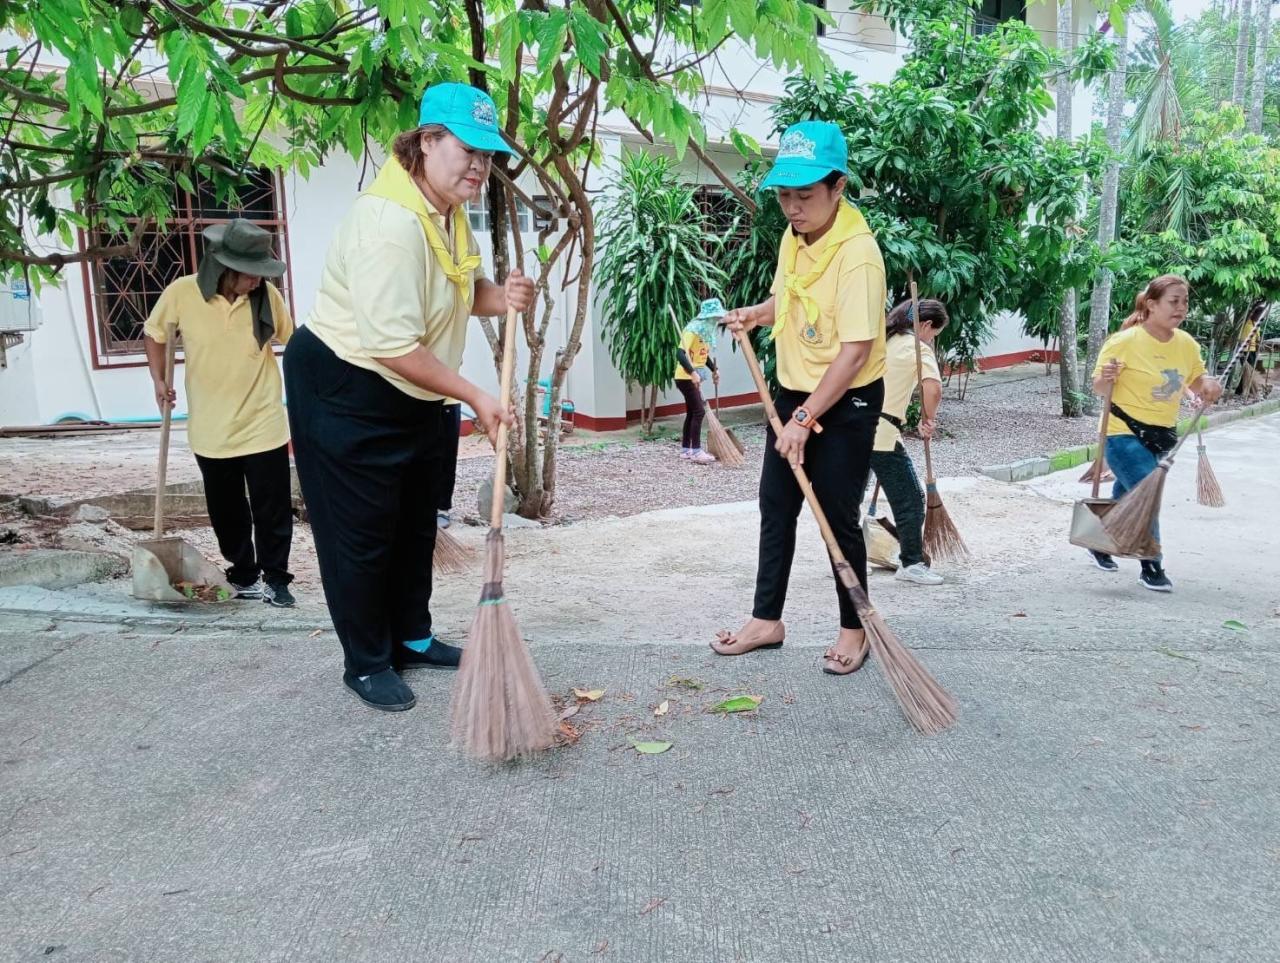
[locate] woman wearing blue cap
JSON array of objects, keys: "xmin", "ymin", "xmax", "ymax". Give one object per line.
[
  {"xmin": 675, "ymin": 297, "xmax": 726, "ymax": 464},
  {"xmin": 284, "ymin": 83, "xmax": 535, "ymax": 712},
  {"xmin": 714, "ymin": 121, "xmax": 888, "ymax": 676}
]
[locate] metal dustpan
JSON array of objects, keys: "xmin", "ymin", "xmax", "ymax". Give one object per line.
[{"xmin": 130, "ymin": 325, "xmax": 233, "ymax": 605}]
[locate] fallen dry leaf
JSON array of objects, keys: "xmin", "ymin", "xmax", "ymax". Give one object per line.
[
  {"xmin": 307, "ymin": 629, "xmax": 324, "ymax": 639},
  {"xmin": 556, "ymin": 721, "xmax": 582, "ymax": 747},
  {"xmin": 573, "ymin": 688, "xmax": 606, "ymax": 702},
  {"xmin": 1011, "ymin": 612, "xmax": 1027, "ymax": 618},
  {"xmin": 639, "ymin": 897, "xmax": 668, "ymax": 916},
  {"xmin": 591, "ymin": 941, "xmax": 609, "ymax": 956},
  {"xmin": 654, "ymin": 701, "xmax": 669, "ymax": 717},
  {"xmin": 558, "ymin": 704, "xmax": 581, "ymax": 721}
]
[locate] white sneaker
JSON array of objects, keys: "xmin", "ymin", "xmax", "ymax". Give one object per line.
[
  {"xmin": 895, "ymin": 563, "xmax": 943, "ymax": 586},
  {"xmin": 679, "ymin": 448, "xmax": 692, "ymax": 460},
  {"xmin": 690, "ymin": 449, "xmax": 717, "ymax": 465}
]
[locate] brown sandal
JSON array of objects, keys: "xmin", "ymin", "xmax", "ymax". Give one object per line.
[
  {"xmin": 710, "ymin": 623, "xmax": 785, "ymax": 656},
  {"xmin": 822, "ymin": 642, "xmax": 870, "ymax": 676}
]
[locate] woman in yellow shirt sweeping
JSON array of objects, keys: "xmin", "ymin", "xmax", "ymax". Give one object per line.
[
  {"xmin": 1090, "ymin": 274, "xmax": 1222, "ymax": 592},
  {"xmin": 284, "ymin": 83, "xmax": 534, "ymax": 712},
  {"xmin": 714, "ymin": 120, "xmax": 887, "ymax": 676}
]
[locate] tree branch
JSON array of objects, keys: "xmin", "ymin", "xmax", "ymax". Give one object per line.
[{"xmin": 0, "ymin": 218, "xmax": 150, "ymax": 269}]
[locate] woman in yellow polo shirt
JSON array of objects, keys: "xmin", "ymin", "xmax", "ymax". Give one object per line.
[
  {"xmin": 714, "ymin": 120, "xmax": 887, "ymax": 676},
  {"xmin": 284, "ymin": 83, "xmax": 534, "ymax": 713},
  {"xmin": 1090, "ymin": 273, "xmax": 1222, "ymax": 592}
]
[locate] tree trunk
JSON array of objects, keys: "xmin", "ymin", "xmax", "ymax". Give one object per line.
[
  {"xmin": 1056, "ymin": 0, "xmax": 1083, "ymax": 417},
  {"xmin": 1234, "ymin": 0, "xmax": 1254, "ymax": 106},
  {"xmin": 1083, "ymin": 30, "xmax": 1128, "ymax": 414},
  {"xmin": 1249, "ymin": 0, "xmax": 1273, "ymax": 132}
]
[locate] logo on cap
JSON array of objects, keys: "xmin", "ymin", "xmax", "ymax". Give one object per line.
[
  {"xmin": 472, "ymin": 99, "xmax": 496, "ymax": 126},
  {"xmin": 778, "ymin": 130, "xmax": 817, "ymax": 160}
]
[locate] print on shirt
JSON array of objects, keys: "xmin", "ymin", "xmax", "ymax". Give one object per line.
[{"xmin": 1152, "ymin": 369, "xmax": 1183, "ymax": 401}]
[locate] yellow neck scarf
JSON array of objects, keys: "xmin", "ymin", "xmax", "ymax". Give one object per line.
[
  {"xmin": 774, "ymin": 200, "xmax": 870, "ymax": 337},
  {"xmin": 365, "ymin": 158, "xmax": 482, "ymax": 307}
]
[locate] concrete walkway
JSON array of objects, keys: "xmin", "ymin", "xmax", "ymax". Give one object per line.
[{"xmin": 2, "ymin": 415, "xmax": 1278, "ymax": 962}]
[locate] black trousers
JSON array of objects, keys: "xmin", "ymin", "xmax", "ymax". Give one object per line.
[
  {"xmin": 753, "ymin": 380, "xmax": 883, "ymax": 630},
  {"xmin": 438, "ymin": 403, "xmax": 462, "ymax": 512},
  {"xmin": 867, "ymin": 443, "xmax": 926, "ymax": 568},
  {"xmin": 284, "ymin": 326, "xmax": 449, "ymax": 676},
  {"xmin": 194, "ymin": 444, "xmax": 293, "ymax": 587},
  {"xmin": 675, "ymin": 378, "xmax": 706, "ymax": 449}
]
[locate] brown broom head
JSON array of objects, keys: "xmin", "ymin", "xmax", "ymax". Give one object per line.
[
  {"xmin": 433, "ymin": 528, "xmax": 475, "ymax": 574},
  {"xmin": 449, "ymin": 530, "xmax": 557, "ymax": 762},
  {"xmin": 834, "ymin": 560, "xmax": 957, "ymax": 732},
  {"xmin": 835, "ymin": 561, "xmax": 957, "ymax": 735},
  {"xmin": 1100, "ymin": 463, "xmax": 1168, "ymax": 554},
  {"xmin": 1079, "ymin": 455, "xmax": 1113, "ymax": 484},
  {"xmin": 727, "ymin": 425, "xmax": 745, "ymax": 456},
  {"xmin": 1196, "ymin": 444, "xmax": 1225, "ymax": 508},
  {"xmin": 703, "ymin": 410, "xmax": 745, "ymax": 467},
  {"xmin": 923, "ymin": 482, "xmax": 970, "ymax": 562}
]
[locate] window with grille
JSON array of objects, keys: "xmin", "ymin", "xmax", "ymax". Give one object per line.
[
  {"xmin": 975, "ymin": 0, "xmax": 1026, "ymax": 34},
  {"xmin": 84, "ymin": 167, "xmax": 291, "ymax": 359},
  {"xmin": 693, "ymin": 186, "xmax": 746, "ymax": 300}
]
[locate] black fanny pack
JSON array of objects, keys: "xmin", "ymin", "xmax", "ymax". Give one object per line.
[
  {"xmin": 1110, "ymin": 403, "xmax": 1177, "ymax": 457},
  {"xmin": 878, "ymin": 412, "xmax": 904, "ymax": 431}
]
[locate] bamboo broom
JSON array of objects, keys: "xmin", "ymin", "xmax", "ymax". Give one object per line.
[
  {"xmin": 668, "ymin": 306, "xmax": 743, "ymax": 467},
  {"xmin": 1100, "ymin": 401, "xmax": 1206, "ymax": 553},
  {"xmin": 732, "ymin": 324, "xmax": 957, "ymax": 734},
  {"xmin": 1183, "ymin": 387, "xmax": 1225, "ymax": 507},
  {"xmin": 449, "ymin": 307, "xmax": 556, "ymax": 761},
  {"xmin": 909, "ymin": 281, "xmax": 969, "ymax": 563},
  {"xmin": 433, "ymin": 528, "xmax": 474, "ymax": 573},
  {"xmin": 714, "ymin": 377, "xmax": 745, "ymax": 455}
]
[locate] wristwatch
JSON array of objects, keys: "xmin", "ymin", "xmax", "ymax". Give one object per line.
[{"xmin": 791, "ymin": 406, "xmax": 823, "ymax": 433}]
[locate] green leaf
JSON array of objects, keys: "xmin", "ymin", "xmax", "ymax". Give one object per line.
[
  {"xmin": 630, "ymin": 739, "xmax": 672, "ymax": 755},
  {"xmin": 569, "ymin": 9, "xmax": 608, "ymax": 78},
  {"xmin": 1222, "ymin": 620, "xmax": 1248, "ymax": 632},
  {"xmin": 711, "ymin": 695, "xmax": 763, "ymax": 714},
  {"xmin": 285, "ymin": 8, "xmax": 305, "ymax": 38},
  {"xmin": 535, "ymin": 10, "xmax": 569, "ymax": 75}
]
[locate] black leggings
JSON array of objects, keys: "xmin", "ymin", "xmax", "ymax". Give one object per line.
[
  {"xmin": 866, "ymin": 443, "xmax": 926, "ymax": 568},
  {"xmin": 675, "ymin": 378, "xmax": 706, "ymax": 449},
  {"xmin": 753, "ymin": 381, "xmax": 883, "ymax": 630}
]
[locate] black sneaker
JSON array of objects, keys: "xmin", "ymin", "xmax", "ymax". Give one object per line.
[
  {"xmin": 263, "ymin": 582, "xmax": 296, "ymax": 608},
  {"xmin": 394, "ymin": 638, "xmax": 463, "ymax": 671},
  {"xmin": 1140, "ymin": 561, "xmax": 1173, "ymax": 593},
  {"xmin": 1090, "ymin": 551, "xmax": 1119, "ymax": 572},
  {"xmin": 229, "ymin": 578, "xmax": 264, "ymax": 600},
  {"xmin": 343, "ymin": 668, "xmax": 416, "ymax": 712}
]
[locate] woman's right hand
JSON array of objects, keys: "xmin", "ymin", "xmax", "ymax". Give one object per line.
[
  {"xmin": 472, "ymin": 392, "xmax": 514, "ymax": 445},
  {"xmin": 153, "ymin": 378, "xmax": 176, "ymax": 413},
  {"xmin": 722, "ymin": 306, "xmax": 759, "ymax": 336},
  {"xmin": 1099, "ymin": 359, "xmax": 1124, "ymax": 384}
]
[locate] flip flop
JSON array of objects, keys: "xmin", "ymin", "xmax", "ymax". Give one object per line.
[
  {"xmin": 822, "ymin": 642, "xmax": 870, "ymax": 676},
  {"xmin": 710, "ymin": 624, "xmax": 785, "ymax": 656}
]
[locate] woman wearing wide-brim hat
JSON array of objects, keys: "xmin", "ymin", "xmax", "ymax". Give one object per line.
[
  {"xmin": 714, "ymin": 120, "xmax": 888, "ymax": 676},
  {"xmin": 284, "ymin": 83, "xmax": 535, "ymax": 712}
]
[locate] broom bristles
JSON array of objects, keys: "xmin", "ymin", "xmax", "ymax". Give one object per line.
[
  {"xmin": 433, "ymin": 528, "xmax": 475, "ymax": 574},
  {"xmin": 1101, "ymin": 465, "xmax": 1167, "ymax": 554},
  {"xmin": 449, "ymin": 531, "xmax": 556, "ymax": 761},
  {"xmin": 1196, "ymin": 444, "xmax": 1225, "ymax": 507},
  {"xmin": 923, "ymin": 484, "xmax": 969, "ymax": 562},
  {"xmin": 837, "ymin": 564, "xmax": 956, "ymax": 734},
  {"xmin": 703, "ymin": 409, "xmax": 745, "ymax": 467}
]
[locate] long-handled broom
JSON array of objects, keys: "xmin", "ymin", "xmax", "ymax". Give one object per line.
[
  {"xmin": 449, "ymin": 307, "xmax": 556, "ymax": 761},
  {"xmin": 1183, "ymin": 387, "xmax": 1225, "ymax": 507},
  {"xmin": 713, "ymin": 378, "xmax": 745, "ymax": 456},
  {"xmin": 1100, "ymin": 401, "xmax": 1207, "ymax": 552},
  {"xmin": 909, "ymin": 281, "xmax": 969, "ymax": 563},
  {"xmin": 433, "ymin": 528, "xmax": 474, "ymax": 573},
  {"xmin": 667, "ymin": 306, "xmax": 743, "ymax": 467},
  {"xmin": 733, "ymin": 325, "xmax": 956, "ymax": 734}
]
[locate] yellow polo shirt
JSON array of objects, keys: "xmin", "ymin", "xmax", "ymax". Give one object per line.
[
  {"xmin": 874, "ymin": 333, "xmax": 941, "ymax": 451},
  {"xmin": 1093, "ymin": 326, "xmax": 1206, "ymax": 436},
  {"xmin": 769, "ymin": 227, "xmax": 887, "ymax": 393},
  {"xmin": 143, "ymin": 276, "xmax": 293, "ymax": 460},
  {"xmin": 305, "ymin": 190, "xmax": 484, "ymax": 401},
  {"xmin": 674, "ymin": 330, "xmax": 710, "ymax": 381}
]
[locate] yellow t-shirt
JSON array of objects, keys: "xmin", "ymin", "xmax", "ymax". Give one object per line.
[
  {"xmin": 305, "ymin": 189, "xmax": 485, "ymax": 401},
  {"xmin": 769, "ymin": 226, "xmax": 887, "ymax": 393},
  {"xmin": 143, "ymin": 276, "xmax": 294, "ymax": 459},
  {"xmin": 874, "ymin": 333, "xmax": 941, "ymax": 452},
  {"xmin": 1093, "ymin": 326, "xmax": 1206, "ymax": 436},
  {"xmin": 674, "ymin": 330, "xmax": 710, "ymax": 381}
]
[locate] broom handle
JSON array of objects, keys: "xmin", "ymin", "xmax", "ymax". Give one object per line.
[
  {"xmin": 732, "ymin": 326, "xmax": 852, "ymax": 570},
  {"xmin": 1092, "ymin": 380, "xmax": 1115, "ymax": 500},
  {"xmin": 907, "ymin": 280, "xmax": 936, "ymax": 485},
  {"xmin": 488, "ymin": 306, "xmax": 519, "ymax": 531},
  {"xmin": 154, "ymin": 324, "xmax": 177, "ymax": 538}
]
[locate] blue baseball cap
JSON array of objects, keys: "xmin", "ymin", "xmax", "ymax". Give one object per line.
[
  {"xmin": 760, "ymin": 121, "xmax": 848, "ymax": 190},
  {"xmin": 418, "ymin": 83, "xmax": 513, "ymax": 154}
]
